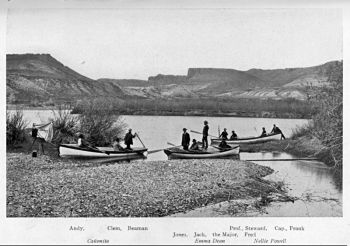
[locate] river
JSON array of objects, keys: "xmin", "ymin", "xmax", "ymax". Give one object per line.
[
  {"xmin": 16, "ymin": 110, "xmax": 342, "ymax": 216},
  {"xmin": 19, "ymin": 110, "xmax": 308, "ymax": 161}
]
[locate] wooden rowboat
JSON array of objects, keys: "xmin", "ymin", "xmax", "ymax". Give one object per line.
[
  {"xmin": 211, "ymin": 133, "xmax": 282, "ymax": 145},
  {"xmin": 164, "ymin": 145, "xmax": 240, "ymax": 160},
  {"xmin": 59, "ymin": 144, "xmax": 147, "ymax": 162}
]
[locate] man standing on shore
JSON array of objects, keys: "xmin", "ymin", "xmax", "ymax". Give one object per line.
[
  {"xmin": 181, "ymin": 128, "xmax": 190, "ymax": 150},
  {"xmin": 202, "ymin": 120, "xmax": 209, "ymax": 149}
]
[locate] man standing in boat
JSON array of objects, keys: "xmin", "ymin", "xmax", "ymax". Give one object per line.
[
  {"xmin": 271, "ymin": 124, "xmax": 286, "ymax": 140},
  {"xmin": 124, "ymin": 129, "xmax": 136, "ymax": 150},
  {"xmin": 202, "ymin": 120, "xmax": 209, "ymax": 149},
  {"xmin": 181, "ymin": 128, "xmax": 190, "ymax": 150}
]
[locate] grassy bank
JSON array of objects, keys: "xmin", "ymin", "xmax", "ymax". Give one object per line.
[
  {"xmin": 240, "ymin": 136, "xmax": 334, "ymax": 167},
  {"xmin": 7, "ymin": 153, "xmax": 284, "ymax": 217}
]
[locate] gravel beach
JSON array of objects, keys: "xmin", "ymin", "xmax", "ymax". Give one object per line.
[{"xmin": 7, "ymin": 152, "xmax": 280, "ymax": 217}]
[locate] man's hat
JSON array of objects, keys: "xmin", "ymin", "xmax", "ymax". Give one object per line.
[
  {"xmin": 204, "ymin": 120, "xmax": 208, "ymax": 124},
  {"xmin": 183, "ymin": 128, "xmax": 187, "ymax": 131},
  {"xmin": 192, "ymin": 139, "xmax": 196, "ymax": 142},
  {"xmin": 224, "ymin": 128, "xmax": 227, "ymax": 130}
]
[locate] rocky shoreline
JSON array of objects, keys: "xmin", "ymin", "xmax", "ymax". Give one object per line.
[{"xmin": 6, "ymin": 152, "xmax": 286, "ymax": 217}]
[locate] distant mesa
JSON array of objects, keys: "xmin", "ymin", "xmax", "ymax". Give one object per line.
[{"xmin": 6, "ymin": 53, "xmax": 342, "ymax": 105}]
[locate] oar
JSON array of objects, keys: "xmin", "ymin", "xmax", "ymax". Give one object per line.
[
  {"xmin": 147, "ymin": 148, "xmax": 165, "ymax": 154},
  {"xmin": 190, "ymin": 129, "xmax": 218, "ymax": 138},
  {"xmin": 88, "ymin": 145, "xmax": 110, "ymax": 155},
  {"xmin": 167, "ymin": 142, "xmax": 182, "ymax": 148},
  {"xmin": 147, "ymin": 142, "xmax": 182, "ymax": 154},
  {"xmin": 135, "ymin": 132, "xmax": 146, "ymax": 148}
]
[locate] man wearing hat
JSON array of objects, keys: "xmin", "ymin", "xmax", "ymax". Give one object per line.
[
  {"xmin": 124, "ymin": 128, "xmax": 137, "ymax": 150},
  {"xmin": 202, "ymin": 120, "xmax": 209, "ymax": 149},
  {"xmin": 219, "ymin": 128, "xmax": 229, "ymax": 140},
  {"xmin": 181, "ymin": 128, "xmax": 190, "ymax": 150}
]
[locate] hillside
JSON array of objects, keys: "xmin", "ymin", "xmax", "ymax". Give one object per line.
[
  {"xmin": 118, "ymin": 61, "xmax": 341, "ymax": 100},
  {"xmin": 6, "ymin": 54, "xmax": 342, "ymax": 106},
  {"xmin": 246, "ymin": 61, "xmax": 337, "ymax": 87},
  {"xmin": 97, "ymin": 78, "xmax": 149, "ymax": 87},
  {"xmin": 7, "ymin": 54, "xmax": 125, "ymax": 105}
]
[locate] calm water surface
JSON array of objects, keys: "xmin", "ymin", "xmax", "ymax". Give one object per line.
[
  {"xmin": 19, "ymin": 110, "xmax": 308, "ymax": 161},
  {"xmin": 17, "ymin": 111, "xmax": 341, "ymax": 216}
]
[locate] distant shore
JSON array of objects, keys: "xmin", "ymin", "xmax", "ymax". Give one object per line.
[{"xmin": 7, "ymin": 105, "xmax": 310, "ymax": 119}]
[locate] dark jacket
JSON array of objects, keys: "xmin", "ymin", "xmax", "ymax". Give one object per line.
[
  {"xmin": 261, "ymin": 129, "xmax": 267, "ymax": 137},
  {"xmin": 203, "ymin": 125, "xmax": 209, "ymax": 136},
  {"xmin": 182, "ymin": 132, "xmax": 190, "ymax": 147},
  {"xmin": 190, "ymin": 142, "xmax": 200, "ymax": 150},
  {"xmin": 230, "ymin": 132, "xmax": 238, "ymax": 140},
  {"xmin": 219, "ymin": 131, "xmax": 228, "ymax": 140},
  {"xmin": 124, "ymin": 132, "xmax": 134, "ymax": 145},
  {"xmin": 271, "ymin": 126, "xmax": 282, "ymax": 134},
  {"xmin": 219, "ymin": 140, "xmax": 231, "ymax": 149},
  {"xmin": 32, "ymin": 128, "xmax": 38, "ymax": 138}
]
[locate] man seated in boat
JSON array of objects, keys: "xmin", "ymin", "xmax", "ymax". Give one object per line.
[
  {"xmin": 270, "ymin": 124, "xmax": 286, "ymax": 139},
  {"xmin": 219, "ymin": 128, "xmax": 229, "ymax": 140},
  {"xmin": 124, "ymin": 129, "xmax": 137, "ymax": 150},
  {"xmin": 218, "ymin": 139, "xmax": 231, "ymax": 149},
  {"xmin": 112, "ymin": 137, "xmax": 125, "ymax": 151},
  {"xmin": 189, "ymin": 139, "xmax": 200, "ymax": 151},
  {"xmin": 77, "ymin": 133, "xmax": 90, "ymax": 148},
  {"xmin": 230, "ymin": 130, "xmax": 238, "ymax": 140},
  {"xmin": 260, "ymin": 127, "xmax": 267, "ymax": 137}
]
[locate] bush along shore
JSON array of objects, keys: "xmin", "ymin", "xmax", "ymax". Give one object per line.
[{"xmin": 6, "ymin": 153, "xmax": 292, "ymax": 217}]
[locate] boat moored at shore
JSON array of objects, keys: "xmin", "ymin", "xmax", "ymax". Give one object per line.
[
  {"xmin": 164, "ymin": 145, "xmax": 240, "ymax": 160},
  {"xmin": 211, "ymin": 133, "xmax": 282, "ymax": 145},
  {"xmin": 59, "ymin": 144, "xmax": 147, "ymax": 162}
]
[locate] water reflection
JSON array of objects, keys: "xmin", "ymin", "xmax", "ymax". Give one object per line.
[{"xmin": 240, "ymin": 152, "xmax": 342, "ymax": 208}]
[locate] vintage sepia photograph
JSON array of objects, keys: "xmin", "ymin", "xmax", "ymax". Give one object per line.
[{"xmin": 5, "ymin": 5, "xmax": 343, "ymax": 221}]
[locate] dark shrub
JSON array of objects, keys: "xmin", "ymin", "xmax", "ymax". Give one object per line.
[
  {"xmin": 6, "ymin": 110, "xmax": 28, "ymax": 148},
  {"xmin": 50, "ymin": 105, "xmax": 79, "ymax": 144},
  {"xmin": 75, "ymin": 100, "xmax": 126, "ymax": 146}
]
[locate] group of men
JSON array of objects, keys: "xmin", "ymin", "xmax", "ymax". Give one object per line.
[
  {"xmin": 77, "ymin": 128, "xmax": 138, "ymax": 151},
  {"xmin": 181, "ymin": 121, "xmax": 286, "ymax": 151},
  {"xmin": 260, "ymin": 124, "xmax": 286, "ymax": 139},
  {"xmin": 218, "ymin": 128, "xmax": 238, "ymax": 140},
  {"xmin": 181, "ymin": 120, "xmax": 209, "ymax": 151}
]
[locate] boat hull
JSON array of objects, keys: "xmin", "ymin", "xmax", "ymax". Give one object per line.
[
  {"xmin": 59, "ymin": 144, "xmax": 147, "ymax": 161},
  {"xmin": 164, "ymin": 145, "xmax": 240, "ymax": 160},
  {"xmin": 211, "ymin": 133, "xmax": 282, "ymax": 145}
]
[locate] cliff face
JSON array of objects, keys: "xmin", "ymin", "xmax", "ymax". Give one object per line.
[
  {"xmin": 120, "ymin": 61, "xmax": 341, "ymax": 100},
  {"xmin": 148, "ymin": 74, "xmax": 187, "ymax": 85},
  {"xmin": 7, "ymin": 53, "xmax": 342, "ymax": 105},
  {"xmin": 7, "ymin": 54, "xmax": 125, "ymax": 105}
]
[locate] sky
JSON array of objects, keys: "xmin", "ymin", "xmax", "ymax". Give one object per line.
[{"xmin": 6, "ymin": 8, "xmax": 342, "ymax": 80}]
